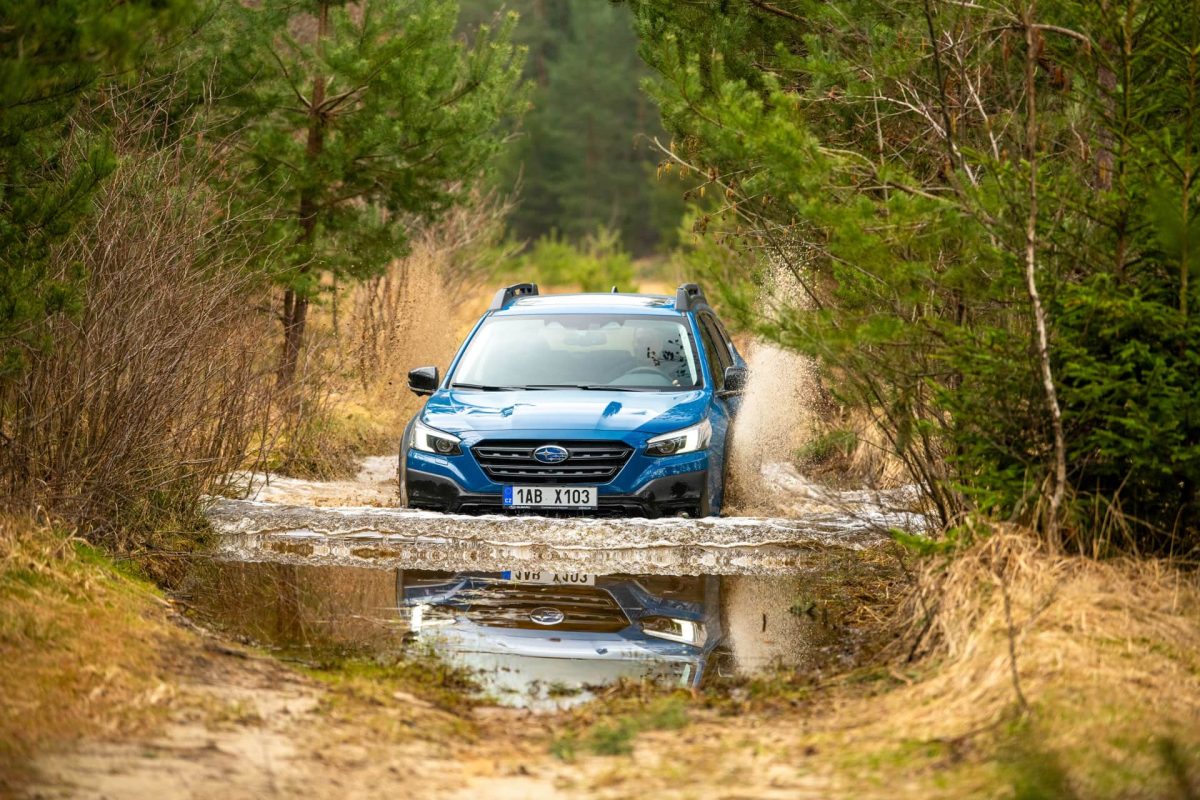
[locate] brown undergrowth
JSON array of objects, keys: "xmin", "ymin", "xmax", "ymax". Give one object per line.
[
  {"xmin": 272, "ymin": 194, "xmax": 509, "ymax": 480},
  {"xmin": 0, "ymin": 85, "xmax": 277, "ymax": 551}
]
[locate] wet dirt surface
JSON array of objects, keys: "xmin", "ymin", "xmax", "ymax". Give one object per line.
[{"xmin": 197, "ymin": 457, "xmax": 921, "ymax": 709}]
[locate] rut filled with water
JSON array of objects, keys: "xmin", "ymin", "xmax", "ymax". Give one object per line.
[
  {"xmin": 191, "ymin": 455, "xmax": 922, "ymax": 710},
  {"xmin": 178, "ymin": 553, "xmax": 900, "ymax": 710}
]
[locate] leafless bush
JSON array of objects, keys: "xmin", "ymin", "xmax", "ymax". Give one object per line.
[{"xmin": 0, "ymin": 84, "xmax": 278, "ymax": 548}]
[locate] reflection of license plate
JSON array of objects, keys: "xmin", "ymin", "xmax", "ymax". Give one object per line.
[
  {"xmin": 503, "ymin": 485, "xmax": 597, "ymax": 509},
  {"xmin": 502, "ymin": 569, "xmax": 595, "ymax": 586}
]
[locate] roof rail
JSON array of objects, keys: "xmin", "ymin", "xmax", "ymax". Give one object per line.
[
  {"xmin": 489, "ymin": 282, "xmax": 539, "ymax": 310},
  {"xmin": 674, "ymin": 282, "xmax": 707, "ymax": 312}
]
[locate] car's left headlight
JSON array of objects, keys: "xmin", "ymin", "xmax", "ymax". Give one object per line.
[
  {"xmin": 645, "ymin": 419, "xmax": 711, "ymax": 457},
  {"xmin": 640, "ymin": 615, "xmax": 707, "ymax": 646}
]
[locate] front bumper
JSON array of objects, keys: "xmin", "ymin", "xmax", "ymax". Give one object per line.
[{"xmin": 406, "ymin": 467, "xmax": 707, "ymax": 517}]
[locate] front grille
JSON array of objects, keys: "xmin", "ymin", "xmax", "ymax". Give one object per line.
[
  {"xmin": 457, "ymin": 582, "xmax": 630, "ymax": 633},
  {"xmin": 473, "ymin": 440, "xmax": 633, "ymax": 484}
]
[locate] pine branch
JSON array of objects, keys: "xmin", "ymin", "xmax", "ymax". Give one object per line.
[{"xmin": 745, "ymin": 0, "xmax": 806, "ymax": 24}]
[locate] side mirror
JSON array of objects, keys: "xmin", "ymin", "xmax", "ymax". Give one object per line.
[
  {"xmin": 408, "ymin": 366, "xmax": 439, "ymax": 396},
  {"xmin": 722, "ymin": 365, "xmax": 748, "ymax": 395}
]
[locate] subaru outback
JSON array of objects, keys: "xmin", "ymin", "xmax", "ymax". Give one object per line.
[{"xmin": 399, "ymin": 282, "xmax": 746, "ymax": 517}]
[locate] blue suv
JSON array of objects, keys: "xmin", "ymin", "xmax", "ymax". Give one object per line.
[{"xmin": 400, "ymin": 283, "xmax": 746, "ymax": 517}]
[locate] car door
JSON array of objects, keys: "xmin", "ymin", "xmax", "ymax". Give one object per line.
[{"xmin": 698, "ymin": 312, "xmax": 741, "ymax": 416}]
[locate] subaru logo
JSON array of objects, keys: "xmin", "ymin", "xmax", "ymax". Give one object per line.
[
  {"xmin": 529, "ymin": 606, "xmax": 565, "ymax": 626},
  {"xmin": 533, "ymin": 445, "xmax": 570, "ymax": 464}
]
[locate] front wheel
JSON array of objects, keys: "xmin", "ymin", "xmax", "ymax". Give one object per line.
[
  {"xmin": 397, "ymin": 417, "xmax": 416, "ymax": 507},
  {"xmin": 698, "ymin": 480, "xmax": 713, "ymax": 517}
]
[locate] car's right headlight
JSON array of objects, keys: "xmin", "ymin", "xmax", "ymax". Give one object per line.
[
  {"xmin": 645, "ymin": 419, "xmax": 711, "ymax": 457},
  {"xmin": 412, "ymin": 419, "xmax": 462, "ymax": 456}
]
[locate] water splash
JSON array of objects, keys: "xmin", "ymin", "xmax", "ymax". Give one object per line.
[{"xmin": 725, "ymin": 253, "xmax": 829, "ymax": 513}]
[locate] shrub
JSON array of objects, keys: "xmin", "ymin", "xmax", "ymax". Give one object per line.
[
  {"xmin": 518, "ymin": 227, "xmax": 637, "ymax": 292},
  {"xmin": 0, "ymin": 89, "xmax": 276, "ymax": 549}
]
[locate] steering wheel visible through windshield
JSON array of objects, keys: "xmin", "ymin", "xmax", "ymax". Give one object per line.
[{"xmin": 450, "ymin": 314, "xmax": 701, "ymax": 391}]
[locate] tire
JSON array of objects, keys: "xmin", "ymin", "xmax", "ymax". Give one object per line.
[
  {"xmin": 698, "ymin": 481, "xmax": 712, "ymax": 518},
  {"xmin": 711, "ymin": 425, "xmax": 734, "ymax": 516},
  {"xmin": 398, "ymin": 416, "xmax": 416, "ymax": 508}
]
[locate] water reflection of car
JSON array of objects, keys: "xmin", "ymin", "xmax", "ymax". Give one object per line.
[
  {"xmin": 399, "ymin": 282, "xmax": 747, "ymax": 517},
  {"xmin": 398, "ymin": 570, "xmax": 723, "ymax": 707}
]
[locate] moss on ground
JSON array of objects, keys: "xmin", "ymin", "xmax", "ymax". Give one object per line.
[{"xmin": 550, "ymin": 692, "xmax": 692, "ymax": 760}]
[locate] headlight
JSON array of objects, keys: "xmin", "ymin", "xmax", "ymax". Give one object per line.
[
  {"xmin": 412, "ymin": 419, "xmax": 462, "ymax": 456},
  {"xmin": 408, "ymin": 603, "xmax": 455, "ymax": 632},
  {"xmin": 645, "ymin": 419, "xmax": 711, "ymax": 457},
  {"xmin": 640, "ymin": 615, "xmax": 707, "ymax": 646}
]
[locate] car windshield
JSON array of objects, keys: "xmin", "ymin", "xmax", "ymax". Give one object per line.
[{"xmin": 451, "ymin": 314, "xmax": 701, "ymax": 391}]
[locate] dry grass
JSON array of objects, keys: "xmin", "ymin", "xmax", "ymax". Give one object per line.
[
  {"xmin": 789, "ymin": 404, "xmax": 914, "ymax": 490},
  {"xmin": 274, "ymin": 193, "xmax": 510, "ymax": 478},
  {"xmin": 819, "ymin": 527, "xmax": 1200, "ymax": 797},
  {"xmin": 528, "ymin": 531, "xmax": 1199, "ymax": 799},
  {"xmin": 0, "ymin": 516, "xmax": 179, "ymax": 791}
]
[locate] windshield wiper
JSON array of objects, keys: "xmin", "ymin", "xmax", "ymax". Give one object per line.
[
  {"xmin": 450, "ymin": 382, "xmax": 524, "ymax": 391},
  {"xmin": 524, "ymin": 384, "xmax": 660, "ymax": 392}
]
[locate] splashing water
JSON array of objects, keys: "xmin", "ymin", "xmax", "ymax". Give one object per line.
[
  {"xmin": 726, "ymin": 340, "xmax": 822, "ymax": 514},
  {"xmin": 724, "ymin": 251, "xmax": 832, "ymax": 515}
]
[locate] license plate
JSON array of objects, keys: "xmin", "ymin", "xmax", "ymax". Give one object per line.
[
  {"xmin": 503, "ymin": 485, "xmax": 597, "ymax": 509},
  {"xmin": 502, "ymin": 569, "xmax": 595, "ymax": 586}
]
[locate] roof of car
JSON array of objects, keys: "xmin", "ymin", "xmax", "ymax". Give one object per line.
[{"xmin": 491, "ymin": 293, "xmax": 687, "ymax": 316}]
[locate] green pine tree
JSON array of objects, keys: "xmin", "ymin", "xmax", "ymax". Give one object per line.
[
  {"xmin": 223, "ymin": 0, "xmax": 528, "ymax": 385},
  {"xmin": 0, "ymin": 0, "xmax": 192, "ymax": 382},
  {"xmin": 624, "ymin": 0, "xmax": 1200, "ymax": 551}
]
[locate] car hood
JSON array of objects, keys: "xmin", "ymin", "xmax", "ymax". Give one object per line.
[{"xmin": 421, "ymin": 388, "xmax": 708, "ymax": 436}]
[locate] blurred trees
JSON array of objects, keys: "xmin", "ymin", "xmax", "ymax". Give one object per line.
[
  {"xmin": 626, "ymin": 0, "xmax": 1200, "ymax": 554},
  {"xmin": 514, "ymin": 227, "xmax": 636, "ymax": 292},
  {"xmin": 460, "ymin": 0, "xmax": 685, "ymax": 256}
]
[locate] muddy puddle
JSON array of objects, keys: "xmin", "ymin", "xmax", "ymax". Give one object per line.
[
  {"xmin": 177, "ymin": 550, "xmax": 900, "ymax": 711},
  {"xmin": 196, "ymin": 457, "xmax": 919, "ymax": 709},
  {"xmin": 211, "ymin": 459, "xmax": 926, "ymax": 576}
]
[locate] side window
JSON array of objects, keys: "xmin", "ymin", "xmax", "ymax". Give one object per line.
[
  {"xmin": 697, "ymin": 313, "xmax": 732, "ymax": 389},
  {"xmin": 713, "ymin": 317, "xmax": 737, "ymax": 358}
]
